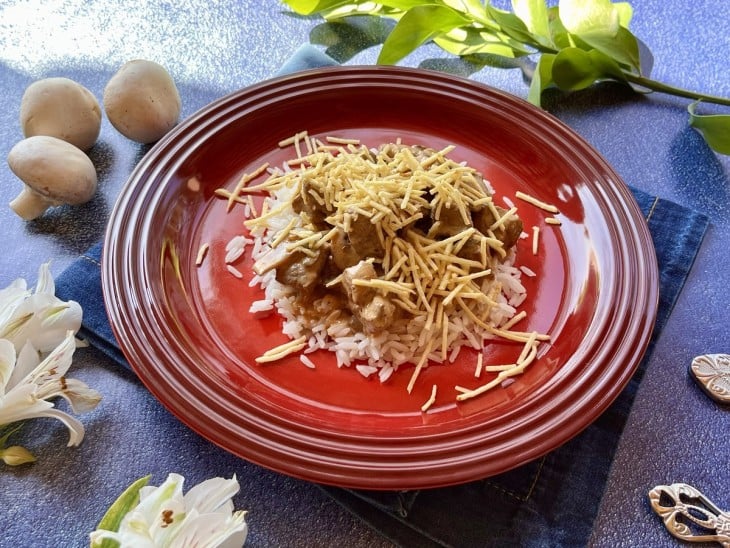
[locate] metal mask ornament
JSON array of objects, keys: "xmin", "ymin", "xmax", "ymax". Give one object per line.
[
  {"xmin": 690, "ymin": 353, "xmax": 730, "ymax": 404},
  {"xmin": 649, "ymin": 483, "xmax": 730, "ymax": 547}
]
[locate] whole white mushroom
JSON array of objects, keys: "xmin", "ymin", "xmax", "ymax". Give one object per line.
[
  {"xmin": 7, "ymin": 136, "xmax": 98, "ymax": 220},
  {"xmin": 20, "ymin": 77, "xmax": 102, "ymax": 151},
  {"xmin": 103, "ymin": 59, "xmax": 181, "ymax": 144}
]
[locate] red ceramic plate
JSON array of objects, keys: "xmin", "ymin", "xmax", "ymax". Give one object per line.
[{"xmin": 102, "ymin": 67, "xmax": 658, "ymax": 490}]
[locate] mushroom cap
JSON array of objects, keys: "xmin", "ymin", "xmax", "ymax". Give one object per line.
[
  {"xmin": 7, "ymin": 135, "xmax": 97, "ymax": 204},
  {"xmin": 20, "ymin": 77, "xmax": 102, "ymax": 151},
  {"xmin": 103, "ymin": 59, "xmax": 181, "ymax": 144}
]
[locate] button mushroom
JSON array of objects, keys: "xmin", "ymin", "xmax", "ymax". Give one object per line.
[
  {"xmin": 103, "ymin": 59, "xmax": 181, "ymax": 144},
  {"xmin": 7, "ymin": 136, "xmax": 97, "ymax": 220},
  {"xmin": 20, "ymin": 77, "xmax": 102, "ymax": 151}
]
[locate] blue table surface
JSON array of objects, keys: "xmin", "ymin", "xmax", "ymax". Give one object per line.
[{"xmin": 1, "ymin": 1, "xmax": 727, "ymax": 547}]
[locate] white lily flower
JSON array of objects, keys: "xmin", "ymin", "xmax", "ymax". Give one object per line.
[
  {"xmin": 90, "ymin": 473, "xmax": 249, "ymax": 548},
  {"xmin": 0, "ymin": 263, "xmax": 101, "ymax": 456},
  {"xmin": 0, "ymin": 263, "xmax": 83, "ymax": 353},
  {"xmin": 0, "ymin": 331, "xmax": 101, "ymax": 446}
]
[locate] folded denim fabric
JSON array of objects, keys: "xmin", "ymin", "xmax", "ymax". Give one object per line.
[{"xmin": 54, "ymin": 46, "xmax": 710, "ymax": 547}]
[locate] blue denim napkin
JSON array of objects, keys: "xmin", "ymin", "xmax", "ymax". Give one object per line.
[{"xmin": 55, "ymin": 46, "xmax": 710, "ymax": 547}]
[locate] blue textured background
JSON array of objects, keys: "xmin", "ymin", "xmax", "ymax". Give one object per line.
[{"xmin": 1, "ymin": 1, "xmax": 728, "ymax": 546}]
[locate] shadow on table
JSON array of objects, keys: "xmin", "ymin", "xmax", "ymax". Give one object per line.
[
  {"xmin": 669, "ymin": 126, "xmax": 729, "ymax": 219},
  {"xmin": 303, "ymin": 15, "xmax": 527, "ymax": 79}
]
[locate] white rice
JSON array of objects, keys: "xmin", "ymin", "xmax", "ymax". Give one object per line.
[
  {"xmin": 226, "ymin": 264, "xmax": 243, "ymax": 279},
  {"xmin": 300, "ymin": 354, "xmax": 316, "ymax": 369},
  {"xmin": 378, "ymin": 364, "xmax": 395, "ymax": 383},
  {"xmin": 248, "ymin": 299, "xmax": 274, "ymax": 314},
  {"xmin": 356, "ymin": 364, "xmax": 379, "ymax": 378},
  {"xmin": 225, "ymin": 235, "xmax": 252, "ymax": 264},
  {"xmin": 520, "ymin": 265, "xmax": 537, "ymax": 277}
]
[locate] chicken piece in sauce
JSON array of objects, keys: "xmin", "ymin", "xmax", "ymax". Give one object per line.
[
  {"xmin": 346, "ymin": 211, "xmax": 385, "ymax": 260},
  {"xmin": 330, "ymin": 228, "xmax": 360, "ymax": 271},
  {"xmin": 273, "ymin": 246, "xmax": 328, "ymax": 292},
  {"xmin": 340, "ymin": 260, "xmax": 398, "ymax": 334},
  {"xmin": 472, "ymin": 205, "xmax": 523, "ymax": 251},
  {"xmin": 292, "ymin": 178, "xmax": 330, "ymax": 230}
]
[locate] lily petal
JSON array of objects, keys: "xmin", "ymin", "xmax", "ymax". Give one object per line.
[
  {"xmin": 0, "ymin": 383, "xmax": 49, "ymax": 425},
  {"xmin": 26, "ymin": 332, "xmax": 101, "ymax": 414},
  {"xmin": 37, "ymin": 407, "xmax": 86, "ymax": 446},
  {"xmin": 34, "ymin": 263, "xmax": 55, "ymax": 296},
  {"xmin": 137, "ymin": 473, "xmax": 186, "ymax": 512},
  {"xmin": 183, "ymin": 475, "xmax": 241, "ymax": 515},
  {"xmin": 6, "ymin": 341, "xmax": 40, "ymax": 392},
  {"xmin": 22, "ymin": 331, "xmax": 76, "ymax": 389},
  {"xmin": 0, "ymin": 386, "xmax": 85, "ymax": 446},
  {"xmin": 0, "ymin": 311, "xmax": 34, "ymax": 347},
  {"xmin": 0, "ymin": 339, "xmax": 15, "ymax": 393},
  {"xmin": 7, "ymin": 294, "xmax": 82, "ymax": 352},
  {"xmin": 56, "ymin": 378, "xmax": 102, "ymax": 414},
  {"xmin": 133, "ymin": 473, "xmax": 187, "ymax": 546},
  {"xmin": 170, "ymin": 509, "xmax": 248, "ymax": 548},
  {"xmin": 89, "ymin": 521, "xmax": 157, "ymax": 548},
  {"xmin": 0, "ymin": 279, "xmax": 29, "ymax": 328}
]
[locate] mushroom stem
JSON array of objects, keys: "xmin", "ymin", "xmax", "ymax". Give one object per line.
[{"xmin": 9, "ymin": 186, "xmax": 55, "ymax": 220}]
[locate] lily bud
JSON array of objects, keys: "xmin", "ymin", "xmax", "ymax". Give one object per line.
[{"xmin": 1, "ymin": 445, "xmax": 36, "ymax": 466}]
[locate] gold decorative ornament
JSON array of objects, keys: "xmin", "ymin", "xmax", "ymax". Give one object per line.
[
  {"xmin": 690, "ymin": 353, "xmax": 730, "ymax": 404},
  {"xmin": 649, "ymin": 483, "xmax": 730, "ymax": 547}
]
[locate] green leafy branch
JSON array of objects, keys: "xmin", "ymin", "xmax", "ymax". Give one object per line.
[{"xmin": 282, "ymin": 0, "xmax": 730, "ymax": 155}]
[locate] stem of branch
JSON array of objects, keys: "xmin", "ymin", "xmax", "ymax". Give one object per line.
[{"xmin": 622, "ymin": 73, "xmax": 730, "ymax": 106}]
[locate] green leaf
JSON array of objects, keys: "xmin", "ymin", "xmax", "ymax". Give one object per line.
[
  {"xmin": 547, "ymin": 6, "xmax": 573, "ymax": 49},
  {"xmin": 343, "ymin": 0, "xmax": 438, "ymax": 11},
  {"xmin": 442, "ymin": 0, "xmax": 485, "ymax": 18},
  {"xmin": 434, "ymin": 27, "xmax": 530, "ymax": 58},
  {"xmin": 377, "ymin": 5, "xmax": 471, "ymax": 65},
  {"xmin": 282, "ymin": 0, "xmax": 363, "ymax": 16},
  {"xmin": 91, "ymin": 475, "xmax": 151, "ymax": 548},
  {"xmin": 486, "ymin": 5, "xmax": 539, "ymax": 47},
  {"xmin": 573, "ymin": 25, "xmax": 641, "ymax": 72},
  {"xmin": 512, "ymin": 0, "xmax": 551, "ymax": 45},
  {"xmin": 614, "ymin": 1, "xmax": 633, "ymax": 27},
  {"xmin": 379, "ymin": 0, "xmax": 443, "ymax": 8},
  {"xmin": 558, "ymin": 0, "xmax": 620, "ymax": 38},
  {"xmin": 688, "ymin": 102, "xmax": 730, "ymax": 155},
  {"xmin": 321, "ymin": 4, "xmax": 400, "ymax": 20},
  {"xmin": 0, "ymin": 423, "xmax": 25, "ymax": 446},
  {"xmin": 551, "ymin": 47, "xmax": 625, "ymax": 90},
  {"xmin": 527, "ymin": 53, "xmax": 556, "ymax": 106},
  {"xmin": 552, "ymin": 48, "xmax": 597, "ymax": 90},
  {"xmin": 282, "ymin": 0, "xmax": 422, "ymax": 18}
]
